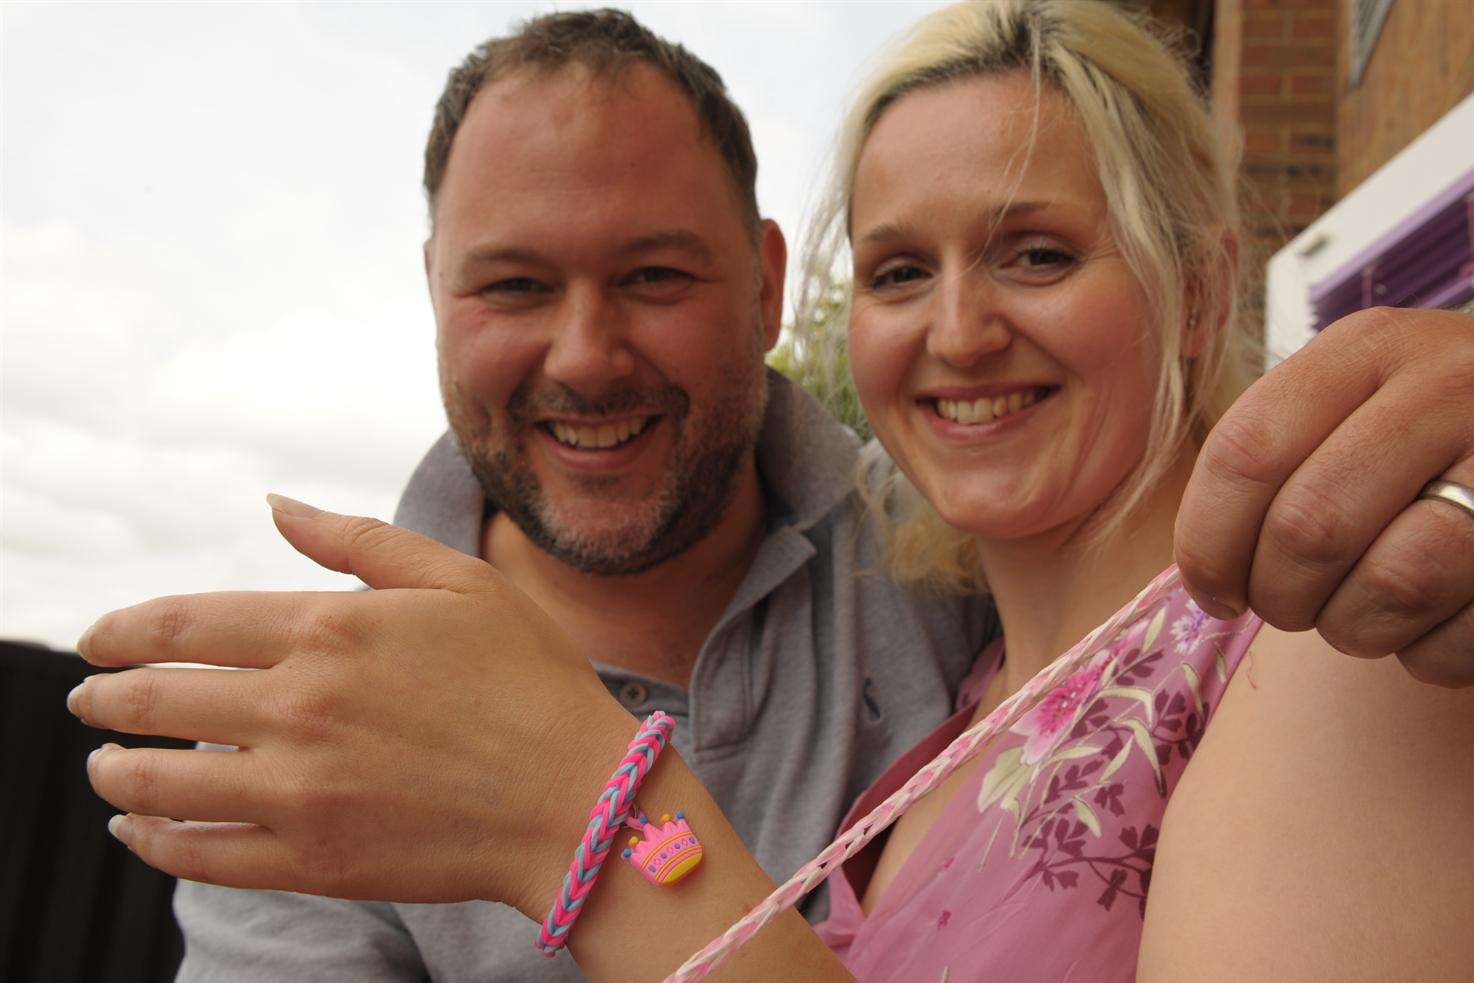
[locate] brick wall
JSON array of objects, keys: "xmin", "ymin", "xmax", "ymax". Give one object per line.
[
  {"xmin": 1217, "ymin": 0, "xmax": 1340, "ymax": 263},
  {"xmin": 1337, "ymin": 0, "xmax": 1474, "ymax": 195}
]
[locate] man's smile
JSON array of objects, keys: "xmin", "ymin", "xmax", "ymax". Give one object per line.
[{"xmin": 542, "ymin": 414, "xmax": 659, "ymax": 450}]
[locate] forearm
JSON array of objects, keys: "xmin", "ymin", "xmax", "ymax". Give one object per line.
[{"xmin": 549, "ymin": 747, "xmax": 856, "ymax": 983}]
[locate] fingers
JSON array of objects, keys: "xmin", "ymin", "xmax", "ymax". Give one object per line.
[
  {"xmin": 1313, "ymin": 460, "xmax": 1474, "ymax": 661},
  {"xmin": 1176, "ymin": 311, "xmax": 1398, "ymax": 617},
  {"xmin": 266, "ymin": 494, "xmax": 495, "ymax": 594},
  {"xmin": 68, "ymin": 666, "xmax": 263, "ymax": 745},
  {"xmin": 1396, "ymin": 601, "xmax": 1474, "ymax": 688},
  {"xmin": 107, "ymin": 815, "xmax": 290, "ymax": 891},
  {"xmin": 1243, "ymin": 369, "xmax": 1468, "ymax": 630},
  {"xmin": 88, "ymin": 745, "xmax": 266, "ymax": 825},
  {"xmin": 79, "ymin": 588, "xmax": 381, "ymax": 670}
]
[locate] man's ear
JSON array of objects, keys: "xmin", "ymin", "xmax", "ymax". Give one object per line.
[
  {"xmin": 757, "ymin": 219, "xmax": 788, "ymax": 353},
  {"xmin": 423, "ymin": 237, "xmax": 442, "ymax": 318},
  {"xmin": 1183, "ymin": 229, "xmax": 1239, "ymax": 358}
]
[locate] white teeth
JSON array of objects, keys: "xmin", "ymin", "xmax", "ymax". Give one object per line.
[
  {"xmin": 549, "ymin": 416, "xmax": 651, "ymax": 449},
  {"xmin": 934, "ymin": 388, "xmax": 1047, "ymax": 425}
]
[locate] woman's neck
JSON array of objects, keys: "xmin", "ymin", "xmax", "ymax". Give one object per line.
[{"xmin": 978, "ymin": 448, "xmax": 1198, "ymax": 697}]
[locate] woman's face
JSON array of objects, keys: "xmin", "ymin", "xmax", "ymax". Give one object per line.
[{"xmin": 848, "ymin": 73, "xmax": 1160, "ymax": 543}]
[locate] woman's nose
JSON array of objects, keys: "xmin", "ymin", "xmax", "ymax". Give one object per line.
[{"xmin": 925, "ymin": 269, "xmax": 1013, "ymax": 368}]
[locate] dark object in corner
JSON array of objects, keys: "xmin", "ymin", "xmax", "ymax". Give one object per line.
[{"xmin": 0, "ymin": 640, "xmax": 188, "ymax": 983}]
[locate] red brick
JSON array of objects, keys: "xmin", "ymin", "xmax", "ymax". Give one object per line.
[
  {"xmin": 1287, "ymin": 130, "xmax": 1336, "ymax": 155},
  {"xmin": 1242, "ymin": 43, "xmax": 1335, "ymax": 71},
  {"xmin": 1243, "ymin": 0, "xmax": 1324, "ymax": 8},
  {"xmin": 1243, "ymin": 129, "xmax": 1285, "ymax": 154},
  {"xmin": 1240, "ymin": 101, "xmax": 1336, "ymax": 128},
  {"xmin": 1244, "ymin": 10, "xmax": 1288, "ymax": 40},
  {"xmin": 1240, "ymin": 73, "xmax": 1286, "ymax": 99},
  {"xmin": 1290, "ymin": 10, "xmax": 1337, "ymax": 42},
  {"xmin": 1291, "ymin": 74, "xmax": 1335, "ymax": 98}
]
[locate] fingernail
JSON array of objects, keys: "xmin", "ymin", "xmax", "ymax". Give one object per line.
[
  {"xmin": 76, "ymin": 622, "xmax": 96, "ymax": 655},
  {"xmin": 67, "ymin": 680, "xmax": 87, "ymax": 716},
  {"xmin": 88, "ymin": 743, "xmax": 122, "ymax": 770},
  {"xmin": 107, "ymin": 814, "xmax": 129, "ymax": 843},
  {"xmin": 266, "ymin": 493, "xmax": 321, "ymax": 518},
  {"xmin": 1198, "ymin": 596, "xmax": 1239, "ymax": 620}
]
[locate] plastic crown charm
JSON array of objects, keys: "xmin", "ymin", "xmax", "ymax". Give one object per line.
[{"xmin": 620, "ymin": 811, "xmax": 703, "ymax": 886}]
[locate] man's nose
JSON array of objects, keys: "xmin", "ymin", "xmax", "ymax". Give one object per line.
[
  {"xmin": 925, "ymin": 268, "xmax": 1013, "ymax": 368},
  {"xmin": 542, "ymin": 287, "xmax": 637, "ymax": 393}
]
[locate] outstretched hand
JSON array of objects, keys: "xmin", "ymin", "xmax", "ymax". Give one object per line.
[
  {"xmin": 1175, "ymin": 307, "xmax": 1474, "ymax": 687},
  {"xmin": 67, "ymin": 495, "xmax": 635, "ymax": 916}
]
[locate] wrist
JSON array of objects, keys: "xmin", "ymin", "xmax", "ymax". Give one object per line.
[{"xmin": 505, "ymin": 699, "xmax": 641, "ymax": 921}]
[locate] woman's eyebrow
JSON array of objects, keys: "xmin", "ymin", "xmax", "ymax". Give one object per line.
[{"xmin": 855, "ymin": 200, "xmax": 1055, "ymax": 247}]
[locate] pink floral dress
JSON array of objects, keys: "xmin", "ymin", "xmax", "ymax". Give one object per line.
[{"xmin": 815, "ymin": 568, "xmax": 1262, "ymax": 982}]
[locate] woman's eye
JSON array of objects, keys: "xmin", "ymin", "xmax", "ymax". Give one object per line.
[
  {"xmin": 870, "ymin": 264, "xmax": 928, "ymax": 290},
  {"xmin": 1017, "ymin": 247, "xmax": 1074, "ymax": 269}
]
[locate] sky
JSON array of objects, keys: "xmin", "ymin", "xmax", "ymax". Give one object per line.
[{"xmin": 0, "ymin": 1, "xmax": 954, "ymax": 651}]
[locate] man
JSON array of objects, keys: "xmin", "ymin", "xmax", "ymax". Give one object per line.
[{"xmin": 68, "ymin": 9, "xmax": 1474, "ymax": 983}]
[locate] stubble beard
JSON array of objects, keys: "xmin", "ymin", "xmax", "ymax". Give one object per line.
[{"xmin": 443, "ymin": 356, "xmax": 768, "ymax": 577}]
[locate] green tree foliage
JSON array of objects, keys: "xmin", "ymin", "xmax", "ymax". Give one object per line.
[{"xmin": 766, "ymin": 286, "xmax": 872, "ymax": 441}]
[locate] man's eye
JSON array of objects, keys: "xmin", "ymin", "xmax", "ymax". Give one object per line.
[
  {"xmin": 870, "ymin": 264, "xmax": 927, "ymax": 290},
  {"xmin": 624, "ymin": 266, "xmax": 691, "ymax": 287},
  {"xmin": 483, "ymin": 277, "xmax": 546, "ymax": 294}
]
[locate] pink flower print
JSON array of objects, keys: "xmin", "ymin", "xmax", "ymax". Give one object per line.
[
  {"xmin": 1170, "ymin": 603, "xmax": 1210, "ymax": 654},
  {"xmin": 1109, "ymin": 618, "xmax": 1148, "ymax": 659},
  {"xmin": 1010, "ymin": 661, "xmax": 1107, "ymax": 765}
]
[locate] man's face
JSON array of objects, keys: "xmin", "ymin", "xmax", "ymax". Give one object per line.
[{"xmin": 425, "ymin": 65, "xmax": 785, "ymax": 575}]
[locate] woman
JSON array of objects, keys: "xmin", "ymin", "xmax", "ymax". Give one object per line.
[{"xmin": 675, "ymin": 1, "xmax": 1474, "ymax": 978}]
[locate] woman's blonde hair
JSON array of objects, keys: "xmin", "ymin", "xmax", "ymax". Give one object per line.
[{"xmin": 796, "ymin": 0, "xmax": 1261, "ymax": 593}]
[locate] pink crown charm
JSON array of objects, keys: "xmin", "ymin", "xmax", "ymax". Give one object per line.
[{"xmin": 620, "ymin": 811, "xmax": 704, "ymax": 886}]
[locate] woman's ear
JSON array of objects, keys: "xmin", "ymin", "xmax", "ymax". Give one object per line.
[{"xmin": 1183, "ymin": 229, "xmax": 1238, "ymax": 359}]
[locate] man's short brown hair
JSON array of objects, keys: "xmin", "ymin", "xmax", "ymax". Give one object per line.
[{"xmin": 423, "ymin": 8, "xmax": 760, "ymax": 236}]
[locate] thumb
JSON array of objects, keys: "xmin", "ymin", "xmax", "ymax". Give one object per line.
[{"xmin": 265, "ymin": 493, "xmax": 493, "ymax": 592}]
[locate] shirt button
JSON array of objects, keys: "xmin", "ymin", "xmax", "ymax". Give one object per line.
[{"xmin": 618, "ymin": 682, "xmax": 648, "ymax": 708}]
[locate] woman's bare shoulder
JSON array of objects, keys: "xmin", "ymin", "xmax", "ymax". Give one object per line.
[{"xmin": 1136, "ymin": 623, "xmax": 1474, "ymax": 983}]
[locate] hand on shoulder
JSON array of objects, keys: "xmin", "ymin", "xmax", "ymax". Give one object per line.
[{"xmin": 1138, "ymin": 622, "xmax": 1474, "ymax": 982}]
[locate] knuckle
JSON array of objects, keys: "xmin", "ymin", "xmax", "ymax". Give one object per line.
[
  {"xmin": 1200, "ymin": 412, "xmax": 1285, "ymax": 490},
  {"xmin": 1173, "ymin": 529, "xmax": 1229, "ymax": 592},
  {"xmin": 341, "ymin": 515, "xmax": 395, "ymax": 556},
  {"xmin": 1262, "ymin": 484, "xmax": 1354, "ymax": 571},
  {"xmin": 121, "ymin": 670, "xmax": 164, "ymax": 732},
  {"xmin": 273, "ymin": 684, "xmax": 339, "ymax": 746},
  {"xmin": 144, "ymin": 599, "xmax": 193, "ymax": 657},
  {"xmin": 300, "ymin": 604, "xmax": 365, "ymax": 654},
  {"xmin": 1358, "ymin": 552, "xmax": 1446, "ymax": 624},
  {"xmin": 120, "ymin": 752, "xmax": 162, "ymax": 813},
  {"xmin": 168, "ymin": 833, "xmax": 213, "ymax": 885}
]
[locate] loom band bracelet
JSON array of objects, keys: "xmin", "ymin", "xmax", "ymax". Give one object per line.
[
  {"xmin": 621, "ymin": 810, "xmax": 705, "ymax": 886},
  {"xmin": 536, "ymin": 711, "xmax": 675, "ymax": 958}
]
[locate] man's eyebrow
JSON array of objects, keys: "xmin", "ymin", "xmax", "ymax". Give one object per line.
[
  {"xmin": 619, "ymin": 230, "xmax": 716, "ymax": 265},
  {"xmin": 457, "ymin": 231, "xmax": 717, "ymax": 268},
  {"xmin": 855, "ymin": 200, "xmax": 1053, "ymax": 247},
  {"xmin": 459, "ymin": 245, "xmax": 545, "ymax": 268}
]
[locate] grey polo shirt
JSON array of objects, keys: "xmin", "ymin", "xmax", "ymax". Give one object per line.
[{"xmin": 173, "ymin": 372, "xmax": 996, "ymax": 983}]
